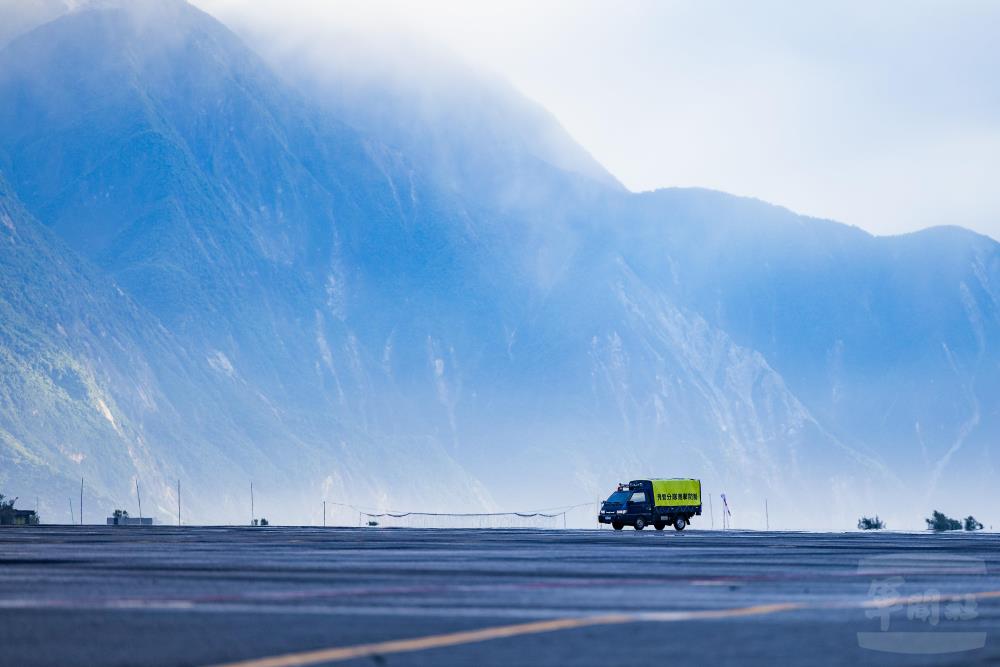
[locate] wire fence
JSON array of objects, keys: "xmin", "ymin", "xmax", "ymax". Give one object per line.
[{"xmin": 325, "ymin": 501, "xmax": 597, "ymax": 529}]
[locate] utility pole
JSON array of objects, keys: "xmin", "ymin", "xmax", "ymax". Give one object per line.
[
  {"xmin": 136, "ymin": 479, "xmax": 143, "ymax": 521},
  {"xmin": 69, "ymin": 498, "xmax": 75, "ymax": 525}
]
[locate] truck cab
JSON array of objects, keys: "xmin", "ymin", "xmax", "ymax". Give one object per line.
[{"xmin": 598, "ymin": 479, "xmax": 701, "ymax": 531}]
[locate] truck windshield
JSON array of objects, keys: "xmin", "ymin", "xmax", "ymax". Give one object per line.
[{"xmin": 604, "ymin": 491, "xmax": 630, "ymax": 505}]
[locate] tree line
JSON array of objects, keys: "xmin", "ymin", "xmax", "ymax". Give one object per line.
[{"xmin": 857, "ymin": 510, "xmax": 985, "ymax": 532}]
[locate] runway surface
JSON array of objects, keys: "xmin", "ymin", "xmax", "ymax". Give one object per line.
[{"xmin": 1, "ymin": 526, "xmax": 998, "ymax": 666}]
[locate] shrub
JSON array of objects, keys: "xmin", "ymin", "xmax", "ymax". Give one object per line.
[
  {"xmin": 963, "ymin": 516, "xmax": 983, "ymax": 532},
  {"xmin": 0, "ymin": 494, "xmax": 16, "ymax": 523},
  {"xmin": 926, "ymin": 510, "xmax": 962, "ymax": 532},
  {"xmin": 858, "ymin": 515, "xmax": 885, "ymax": 530},
  {"xmin": 1, "ymin": 494, "xmax": 40, "ymax": 525}
]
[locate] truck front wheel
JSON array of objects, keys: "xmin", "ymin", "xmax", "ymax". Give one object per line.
[
  {"xmin": 674, "ymin": 517, "xmax": 687, "ymax": 531},
  {"xmin": 634, "ymin": 518, "xmax": 645, "ymax": 530},
  {"xmin": 612, "ymin": 521, "xmax": 624, "ymax": 530}
]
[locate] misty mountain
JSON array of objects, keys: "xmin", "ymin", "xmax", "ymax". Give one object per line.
[
  {"xmin": 613, "ymin": 190, "xmax": 1000, "ymax": 498},
  {"xmin": 228, "ymin": 9, "xmax": 1000, "ymax": 523},
  {"xmin": 0, "ymin": 0, "xmax": 996, "ymax": 528},
  {"xmin": 0, "ymin": 169, "xmax": 258, "ymax": 520}
]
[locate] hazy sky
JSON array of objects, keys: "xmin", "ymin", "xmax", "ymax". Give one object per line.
[{"xmin": 199, "ymin": 1, "xmax": 1000, "ymax": 240}]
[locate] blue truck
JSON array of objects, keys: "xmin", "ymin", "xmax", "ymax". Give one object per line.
[{"xmin": 598, "ymin": 479, "xmax": 702, "ymax": 531}]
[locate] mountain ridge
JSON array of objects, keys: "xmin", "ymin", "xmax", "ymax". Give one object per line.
[{"xmin": 0, "ymin": 0, "xmax": 996, "ymax": 528}]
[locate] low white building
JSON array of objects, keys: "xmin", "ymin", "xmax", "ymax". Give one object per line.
[{"xmin": 107, "ymin": 515, "xmax": 153, "ymax": 526}]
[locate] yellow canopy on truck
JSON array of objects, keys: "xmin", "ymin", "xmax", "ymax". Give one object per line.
[{"xmin": 651, "ymin": 479, "xmax": 701, "ymax": 507}]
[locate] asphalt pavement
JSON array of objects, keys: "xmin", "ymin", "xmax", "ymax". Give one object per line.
[{"xmin": 1, "ymin": 526, "xmax": 998, "ymax": 666}]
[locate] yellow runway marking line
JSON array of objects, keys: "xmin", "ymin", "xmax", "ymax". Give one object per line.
[
  {"xmin": 634, "ymin": 601, "xmax": 803, "ymax": 623},
  {"xmin": 641, "ymin": 601, "xmax": 803, "ymax": 621},
  {"xmin": 207, "ymin": 592, "xmax": 1000, "ymax": 667},
  {"xmin": 206, "ymin": 614, "xmax": 632, "ymax": 667},
  {"xmin": 206, "ymin": 603, "xmax": 801, "ymax": 667}
]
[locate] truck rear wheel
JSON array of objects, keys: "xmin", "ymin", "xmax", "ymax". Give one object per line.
[
  {"xmin": 674, "ymin": 517, "xmax": 687, "ymax": 531},
  {"xmin": 612, "ymin": 521, "xmax": 624, "ymax": 530},
  {"xmin": 654, "ymin": 522, "xmax": 665, "ymax": 530},
  {"xmin": 634, "ymin": 518, "xmax": 645, "ymax": 530}
]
